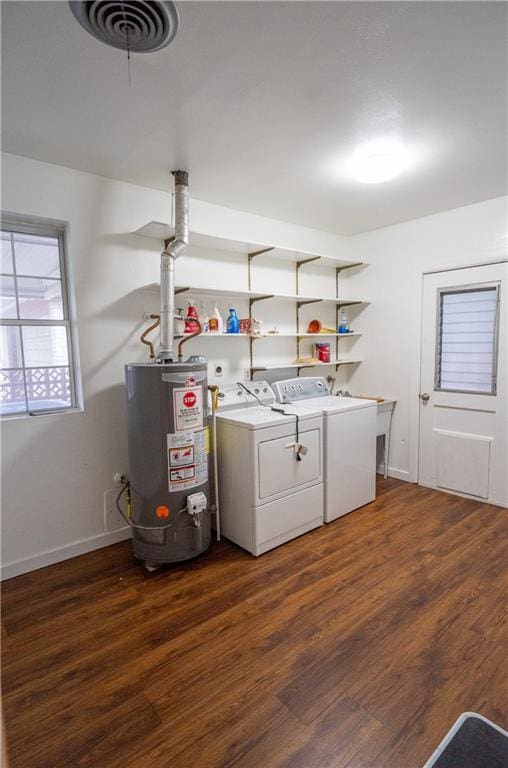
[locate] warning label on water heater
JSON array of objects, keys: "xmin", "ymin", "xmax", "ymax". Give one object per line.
[
  {"xmin": 173, "ymin": 386, "xmax": 203, "ymax": 432},
  {"xmin": 167, "ymin": 429, "xmax": 208, "ymax": 492},
  {"xmin": 169, "ymin": 444, "xmax": 194, "ymax": 467}
]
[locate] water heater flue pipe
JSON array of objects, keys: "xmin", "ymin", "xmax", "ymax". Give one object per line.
[{"xmin": 158, "ymin": 170, "xmax": 189, "ymax": 362}]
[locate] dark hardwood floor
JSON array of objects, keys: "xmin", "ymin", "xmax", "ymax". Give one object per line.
[{"xmin": 1, "ymin": 478, "xmax": 507, "ymax": 768}]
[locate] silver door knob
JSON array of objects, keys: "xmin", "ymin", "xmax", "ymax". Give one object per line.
[{"xmin": 419, "ymin": 392, "xmax": 430, "ymax": 402}]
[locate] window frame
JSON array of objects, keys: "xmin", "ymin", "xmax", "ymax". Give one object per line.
[
  {"xmin": 1, "ymin": 217, "xmax": 81, "ymax": 418},
  {"xmin": 434, "ymin": 281, "xmax": 501, "ymax": 396}
]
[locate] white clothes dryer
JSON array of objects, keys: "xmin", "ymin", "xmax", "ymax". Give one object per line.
[{"xmin": 215, "ymin": 381, "xmax": 324, "ymax": 555}]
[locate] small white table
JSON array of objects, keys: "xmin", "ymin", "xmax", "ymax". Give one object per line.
[{"xmin": 376, "ymin": 399, "xmax": 396, "ymax": 478}]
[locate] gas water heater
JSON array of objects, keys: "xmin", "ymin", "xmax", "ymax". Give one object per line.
[
  {"xmin": 124, "ymin": 172, "xmax": 211, "ymax": 569},
  {"xmin": 125, "ymin": 361, "xmax": 211, "ymax": 566}
]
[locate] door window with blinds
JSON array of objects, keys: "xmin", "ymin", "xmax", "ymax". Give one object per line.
[
  {"xmin": 435, "ymin": 283, "xmax": 500, "ymax": 395},
  {"xmin": 0, "ymin": 222, "xmax": 80, "ymax": 416}
]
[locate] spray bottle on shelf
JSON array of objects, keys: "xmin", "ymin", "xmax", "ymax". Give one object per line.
[
  {"xmin": 338, "ymin": 309, "xmax": 350, "ymax": 334},
  {"xmin": 184, "ymin": 300, "xmax": 200, "ymax": 334},
  {"xmin": 226, "ymin": 308, "xmax": 239, "ymax": 334},
  {"xmin": 209, "ymin": 305, "xmax": 223, "ymax": 333},
  {"xmin": 200, "ymin": 303, "xmax": 210, "ymax": 333}
]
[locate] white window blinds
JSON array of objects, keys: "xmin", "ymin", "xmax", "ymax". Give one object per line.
[{"xmin": 436, "ymin": 284, "xmax": 500, "ymax": 394}]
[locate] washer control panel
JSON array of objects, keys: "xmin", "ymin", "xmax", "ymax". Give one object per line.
[{"xmin": 272, "ymin": 377, "xmax": 330, "ymax": 403}]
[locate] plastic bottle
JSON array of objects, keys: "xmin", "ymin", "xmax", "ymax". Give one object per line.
[
  {"xmin": 338, "ymin": 309, "xmax": 350, "ymax": 334},
  {"xmin": 209, "ymin": 305, "xmax": 223, "ymax": 333},
  {"xmin": 184, "ymin": 301, "xmax": 200, "ymax": 334},
  {"xmin": 200, "ymin": 303, "xmax": 210, "ymax": 333},
  {"xmin": 226, "ymin": 308, "xmax": 239, "ymax": 334}
]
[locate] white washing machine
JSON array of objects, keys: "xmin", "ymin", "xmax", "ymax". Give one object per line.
[
  {"xmin": 272, "ymin": 377, "xmax": 377, "ymax": 523},
  {"xmin": 215, "ymin": 381, "xmax": 324, "ymax": 556}
]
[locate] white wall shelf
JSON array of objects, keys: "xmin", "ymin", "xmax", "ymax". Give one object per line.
[
  {"xmin": 143, "ymin": 282, "xmax": 269, "ymax": 301},
  {"xmin": 143, "ymin": 282, "xmax": 366, "ymax": 308},
  {"xmin": 176, "ymin": 332, "xmax": 362, "ymax": 339},
  {"xmin": 138, "ymin": 223, "xmax": 368, "ymax": 377},
  {"xmin": 251, "ymin": 359, "xmax": 363, "ymax": 373},
  {"xmin": 134, "ymin": 220, "xmax": 363, "ymax": 271}
]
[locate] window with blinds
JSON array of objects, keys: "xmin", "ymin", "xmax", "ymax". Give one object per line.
[{"xmin": 435, "ymin": 284, "xmax": 500, "ymax": 395}]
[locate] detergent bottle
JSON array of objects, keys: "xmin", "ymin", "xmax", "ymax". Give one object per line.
[
  {"xmin": 338, "ymin": 309, "xmax": 350, "ymax": 334},
  {"xmin": 226, "ymin": 308, "xmax": 239, "ymax": 334},
  {"xmin": 209, "ymin": 306, "xmax": 223, "ymax": 333},
  {"xmin": 184, "ymin": 301, "xmax": 200, "ymax": 334}
]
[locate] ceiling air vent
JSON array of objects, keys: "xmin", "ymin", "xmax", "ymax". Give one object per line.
[{"xmin": 69, "ymin": 1, "xmax": 179, "ymax": 53}]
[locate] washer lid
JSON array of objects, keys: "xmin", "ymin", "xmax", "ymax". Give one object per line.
[
  {"xmin": 216, "ymin": 404, "xmax": 321, "ymax": 428},
  {"xmin": 288, "ymin": 396, "xmax": 377, "ymax": 413}
]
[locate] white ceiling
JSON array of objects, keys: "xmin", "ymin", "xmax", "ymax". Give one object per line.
[{"xmin": 2, "ymin": 1, "xmax": 507, "ymax": 235}]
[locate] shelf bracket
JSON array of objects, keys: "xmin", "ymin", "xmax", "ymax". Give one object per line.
[
  {"xmin": 249, "ymin": 294, "xmax": 273, "ymax": 374},
  {"xmin": 335, "ymin": 360, "xmax": 360, "ymax": 372},
  {"xmin": 296, "ymin": 256, "xmax": 321, "ymax": 294},
  {"xmin": 337, "ymin": 300, "xmax": 363, "ymax": 309},
  {"xmin": 296, "ymin": 299, "xmax": 323, "ymax": 309},
  {"xmin": 296, "ymin": 298, "xmax": 323, "ymax": 359},
  {"xmin": 249, "ymin": 295, "xmax": 273, "ymax": 312},
  {"xmin": 336, "ymin": 262, "xmax": 363, "ymax": 274},
  {"xmin": 248, "ymin": 247, "xmax": 274, "ymax": 260},
  {"xmin": 335, "ymin": 265, "xmax": 363, "ymax": 355},
  {"xmin": 247, "ymin": 247, "xmax": 274, "ymax": 290}
]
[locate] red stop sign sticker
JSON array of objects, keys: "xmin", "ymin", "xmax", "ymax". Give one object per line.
[
  {"xmin": 173, "ymin": 387, "xmax": 202, "ymax": 431},
  {"xmin": 183, "ymin": 391, "xmax": 197, "ymax": 408}
]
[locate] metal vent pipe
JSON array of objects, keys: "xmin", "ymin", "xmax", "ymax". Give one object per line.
[{"xmin": 158, "ymin": 170, "xmax": 189, "ymax": 362}]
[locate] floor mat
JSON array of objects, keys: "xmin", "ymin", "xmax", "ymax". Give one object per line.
[{"xmin": 423, "ymin": 712, "xmax": 508, "ymax": 768}]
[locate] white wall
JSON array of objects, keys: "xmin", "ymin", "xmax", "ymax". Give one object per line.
[
  {"xmin": 344, "ymin": 196, "xmax": 508, "ymax": 481},
  {"xmin": 0, "ymin": 153, "xmax": 351, "ymax": 578},
  {"xmin": 2, "ymin": 152, "xmax": 506, "ymax": 578}
]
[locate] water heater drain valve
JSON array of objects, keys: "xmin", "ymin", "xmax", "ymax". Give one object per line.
[{"xmin": 186, "ymin": 492, "xmax": 207, "ymax": 528}]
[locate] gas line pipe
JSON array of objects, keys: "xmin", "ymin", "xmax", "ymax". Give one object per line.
[
  {"xmin": 140, "ymin": 314, "xmax": 160, "ymax": 361},
  {"xmin": 208, "ymin": 384, "xmax": 221, "ymax": 542}
]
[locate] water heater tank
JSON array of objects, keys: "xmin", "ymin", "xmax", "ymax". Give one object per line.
[{"xmin": 125, "ymin": 361, "xmax": 211, "ymax": 566}]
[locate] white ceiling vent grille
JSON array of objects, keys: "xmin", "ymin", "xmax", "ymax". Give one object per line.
[{"xmin": 69, "ymin": 1, "xmax": 179, "ymax": 53}]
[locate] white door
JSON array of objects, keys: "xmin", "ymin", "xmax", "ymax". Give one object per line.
[{"xmin": 419, "ymin": 263, "xmax": 507, "ymax": 506}]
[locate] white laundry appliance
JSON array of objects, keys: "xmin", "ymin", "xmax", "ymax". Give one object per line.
[
  {"xmin": 272, "ymin": 377, "xmax": 377, "ymax": 523},
  {"xmin": 214, "ymin": 381, "xmax": 324, "ymax": 555}
]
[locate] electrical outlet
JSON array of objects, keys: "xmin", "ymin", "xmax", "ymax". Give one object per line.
[{"xmin": 104, "ymin": 489, "xmax": 129, "ymax": 533}]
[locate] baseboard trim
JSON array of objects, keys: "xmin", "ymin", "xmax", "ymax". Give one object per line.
[
  {"xmin": 377, "ymin": 466, "xmax": 411, "ymax": 482},
  {"xmin": 1, "ymin": 527, "xmax": 132, "ymax": 581},
  {"xmin": 2, "ymin": 465, "xmax": 414, "ymax": 581}
]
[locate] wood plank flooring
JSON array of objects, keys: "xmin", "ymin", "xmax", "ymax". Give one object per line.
[{"xmin": 1, "ymin": 478, "xmax": 507, "ymax": 767}]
